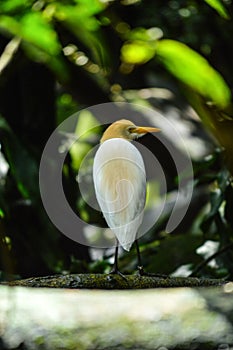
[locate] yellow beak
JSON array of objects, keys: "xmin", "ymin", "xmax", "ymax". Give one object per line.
[{"xmin": 132, "ymin": 126, "xmax": 160, "ymax": 134}]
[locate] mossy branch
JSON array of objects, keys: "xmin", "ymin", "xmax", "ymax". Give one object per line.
[{"xmin": 4, "ymin": 273, "xmax": 228, "ymax": 289}]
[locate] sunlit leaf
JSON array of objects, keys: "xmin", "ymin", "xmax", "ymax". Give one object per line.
[
  {"xmin": 0, "ymin": 13, "xmax": 61, "ymax": 55},
  {"xmin": 156, "ymin": 40, "xmax": 231, "ymax": 108},
  {"xmin": 204, "ymin": 0, "xmax": 230, "ymax": 19},
  {"xmin": 121, "ymin": 26, "xmax": 162, "ymax": 65},
  {"xmin": 0, "ymin": 14, "xmax": 69, "ymax": 82},
  {"xmin": 74, "ymin": 0, "xmax": 105, "ymax": 18},
  {"xmin": 21, "ymin": 12, "xmax": 61, "ymax": 55},
  {"xmin": 121, "ymin": 41, "xmax": 156, "ymax": 64},
  {"xmin": 69, "ymin": 110, "xmax": 99, "ymax": 170},
  {"xmin": 56, "ymin": 4, "xmax": 100, "ymax": 32},
  {"xmin": 0, "ymin": 15, "xmax": 20, "ymax": 35}
]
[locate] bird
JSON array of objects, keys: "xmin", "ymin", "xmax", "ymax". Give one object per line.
[{"xmin": 93, "ymin": 119, "xmax": 160, "ymax": 275}]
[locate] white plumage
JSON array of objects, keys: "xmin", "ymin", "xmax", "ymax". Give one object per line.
[
  {"xmin": 92, "ymin": 119, "xmax": 159, "ymax": 274},
  {"xmin": 93, "ymin": 138, "xmax": 146, "ymax": 251}
]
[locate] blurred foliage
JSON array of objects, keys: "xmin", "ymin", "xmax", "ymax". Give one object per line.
[
  {"xmin": 204, "ymin": 0, "xmax": 230, "ymax": 19},
  {"xmin": 0, "ymin": 0, "xmax": 233, "ymax": 281}
]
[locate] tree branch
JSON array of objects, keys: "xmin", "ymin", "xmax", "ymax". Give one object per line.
[{"xmin": 4, "ymin": 273, "xmax": 228, "ymax": 289}]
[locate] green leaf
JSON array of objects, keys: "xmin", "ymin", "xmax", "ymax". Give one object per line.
[
  {"xmin": 204, "ymin": 0, "xmax": 230, "ymax": 19},
  {"xmin": 69, "ymin": 110, "xmax": 99, "ymax": 170},
  {"xmin": 0, "ymin": 12, "xmax": 61, "ymax": 55},
  {"xmin": 73, "ymin": 0, "xmax": 105, "ymax": 18},
  {"xmin": 127, "ymin": 27, "xmax": 163, "ymax": 41},
  {"xmin": 21, "ymin": 12, "xmax": 61, "ymax": 55},
  {"xmin": 0, "ymin": 15, "xmax": 20, "ymax": 35},
  {"xmin": 0, "ymin": 14, "xmax": 69, "ymax": 82},
  {"xmin": 156, "ymin": 40, "xmax": 231, "ymax": 108},
  {"xmin": 0, "ymin": 0, "xmax": 33, "ymax": 14},
  {"xmin": 121, "ymin": 41, "xmax": 156, "ymax": 65},
  {"xmin": 0, "ymin": 208, "xmax": 4, "ymax": 218},
  {"xmin": 121, "ymin": 26, "xmax": 162, "ymax": 65}
]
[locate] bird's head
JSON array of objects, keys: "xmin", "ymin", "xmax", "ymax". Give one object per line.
[{"xmin": 100, "ymin": 119, "xmax": 160, "ymax": 143}]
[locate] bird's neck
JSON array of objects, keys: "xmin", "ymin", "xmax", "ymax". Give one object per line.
[{"xmin": 100, "ymin": 134, "xmax": 132, "ymax": 143}]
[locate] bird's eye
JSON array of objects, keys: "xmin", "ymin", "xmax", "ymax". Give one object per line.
[{"xmin": 127, "ymin": 126, "xmax": 136, "ymax": 133}]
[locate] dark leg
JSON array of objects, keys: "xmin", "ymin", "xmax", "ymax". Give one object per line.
[
  {"xmin": 135, "ymin": 239, "xmax": 144, "ymax": 276},
  {"xmin": 110, "ymin": 242, "xmax": 127, "ymax": 279},
  {"xmin": 111, "ymin": 245, "xmax": 119, "ymax": 274}
]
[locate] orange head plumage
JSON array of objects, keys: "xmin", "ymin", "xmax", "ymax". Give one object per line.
[{"xmin": 100, "ymin": 119, "xmax": 160, "ymax": 143}]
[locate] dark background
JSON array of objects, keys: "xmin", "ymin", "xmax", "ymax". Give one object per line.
[{"xmin": 0, "ymin": 0, "xmax": 233, "ymax": 280}]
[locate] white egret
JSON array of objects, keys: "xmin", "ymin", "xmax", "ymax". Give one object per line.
[{"xmin": 93, "ymin": 119, "xmax": 160, "ymax": 275}]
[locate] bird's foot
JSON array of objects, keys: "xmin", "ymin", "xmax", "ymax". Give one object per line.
[
  {"xmin": 137, "ymin": 265, "xmax": 169, "ymax": 278},
  {"xmin": 137, "ymin": 265, "xmax": 145, "ymax": 276},
  {"xmin": 109, "ymin": 268, "xmax": 128, "ymax": 281}
]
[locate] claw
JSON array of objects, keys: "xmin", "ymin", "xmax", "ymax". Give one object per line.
[
  {"xmin": 109, "ymin": 269, "xmax": 128, "ymax": 281},
  {"xmin": 137, "ymin": 265, "xmax": 145, "ymax": 276}
]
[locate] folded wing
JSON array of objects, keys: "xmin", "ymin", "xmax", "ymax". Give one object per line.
[{"xmin": 93, "ymin": 138, "xmax": 146, "ymax": 251}]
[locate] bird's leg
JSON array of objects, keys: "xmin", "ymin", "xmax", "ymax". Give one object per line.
[
  {"xmin": 109, "ymin": 243, "xmax": 127, "ymax": 280},
  {"xmin": 135, "ymin": 239, "xmax": 145, "ymax": 276},
  {"xmin": 135, "ymin": 240, "xmax": 168, "ymax": 278},
  {"xmin": 110, "ymin": 245, "xmax": 119, "ymax": 274}
]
